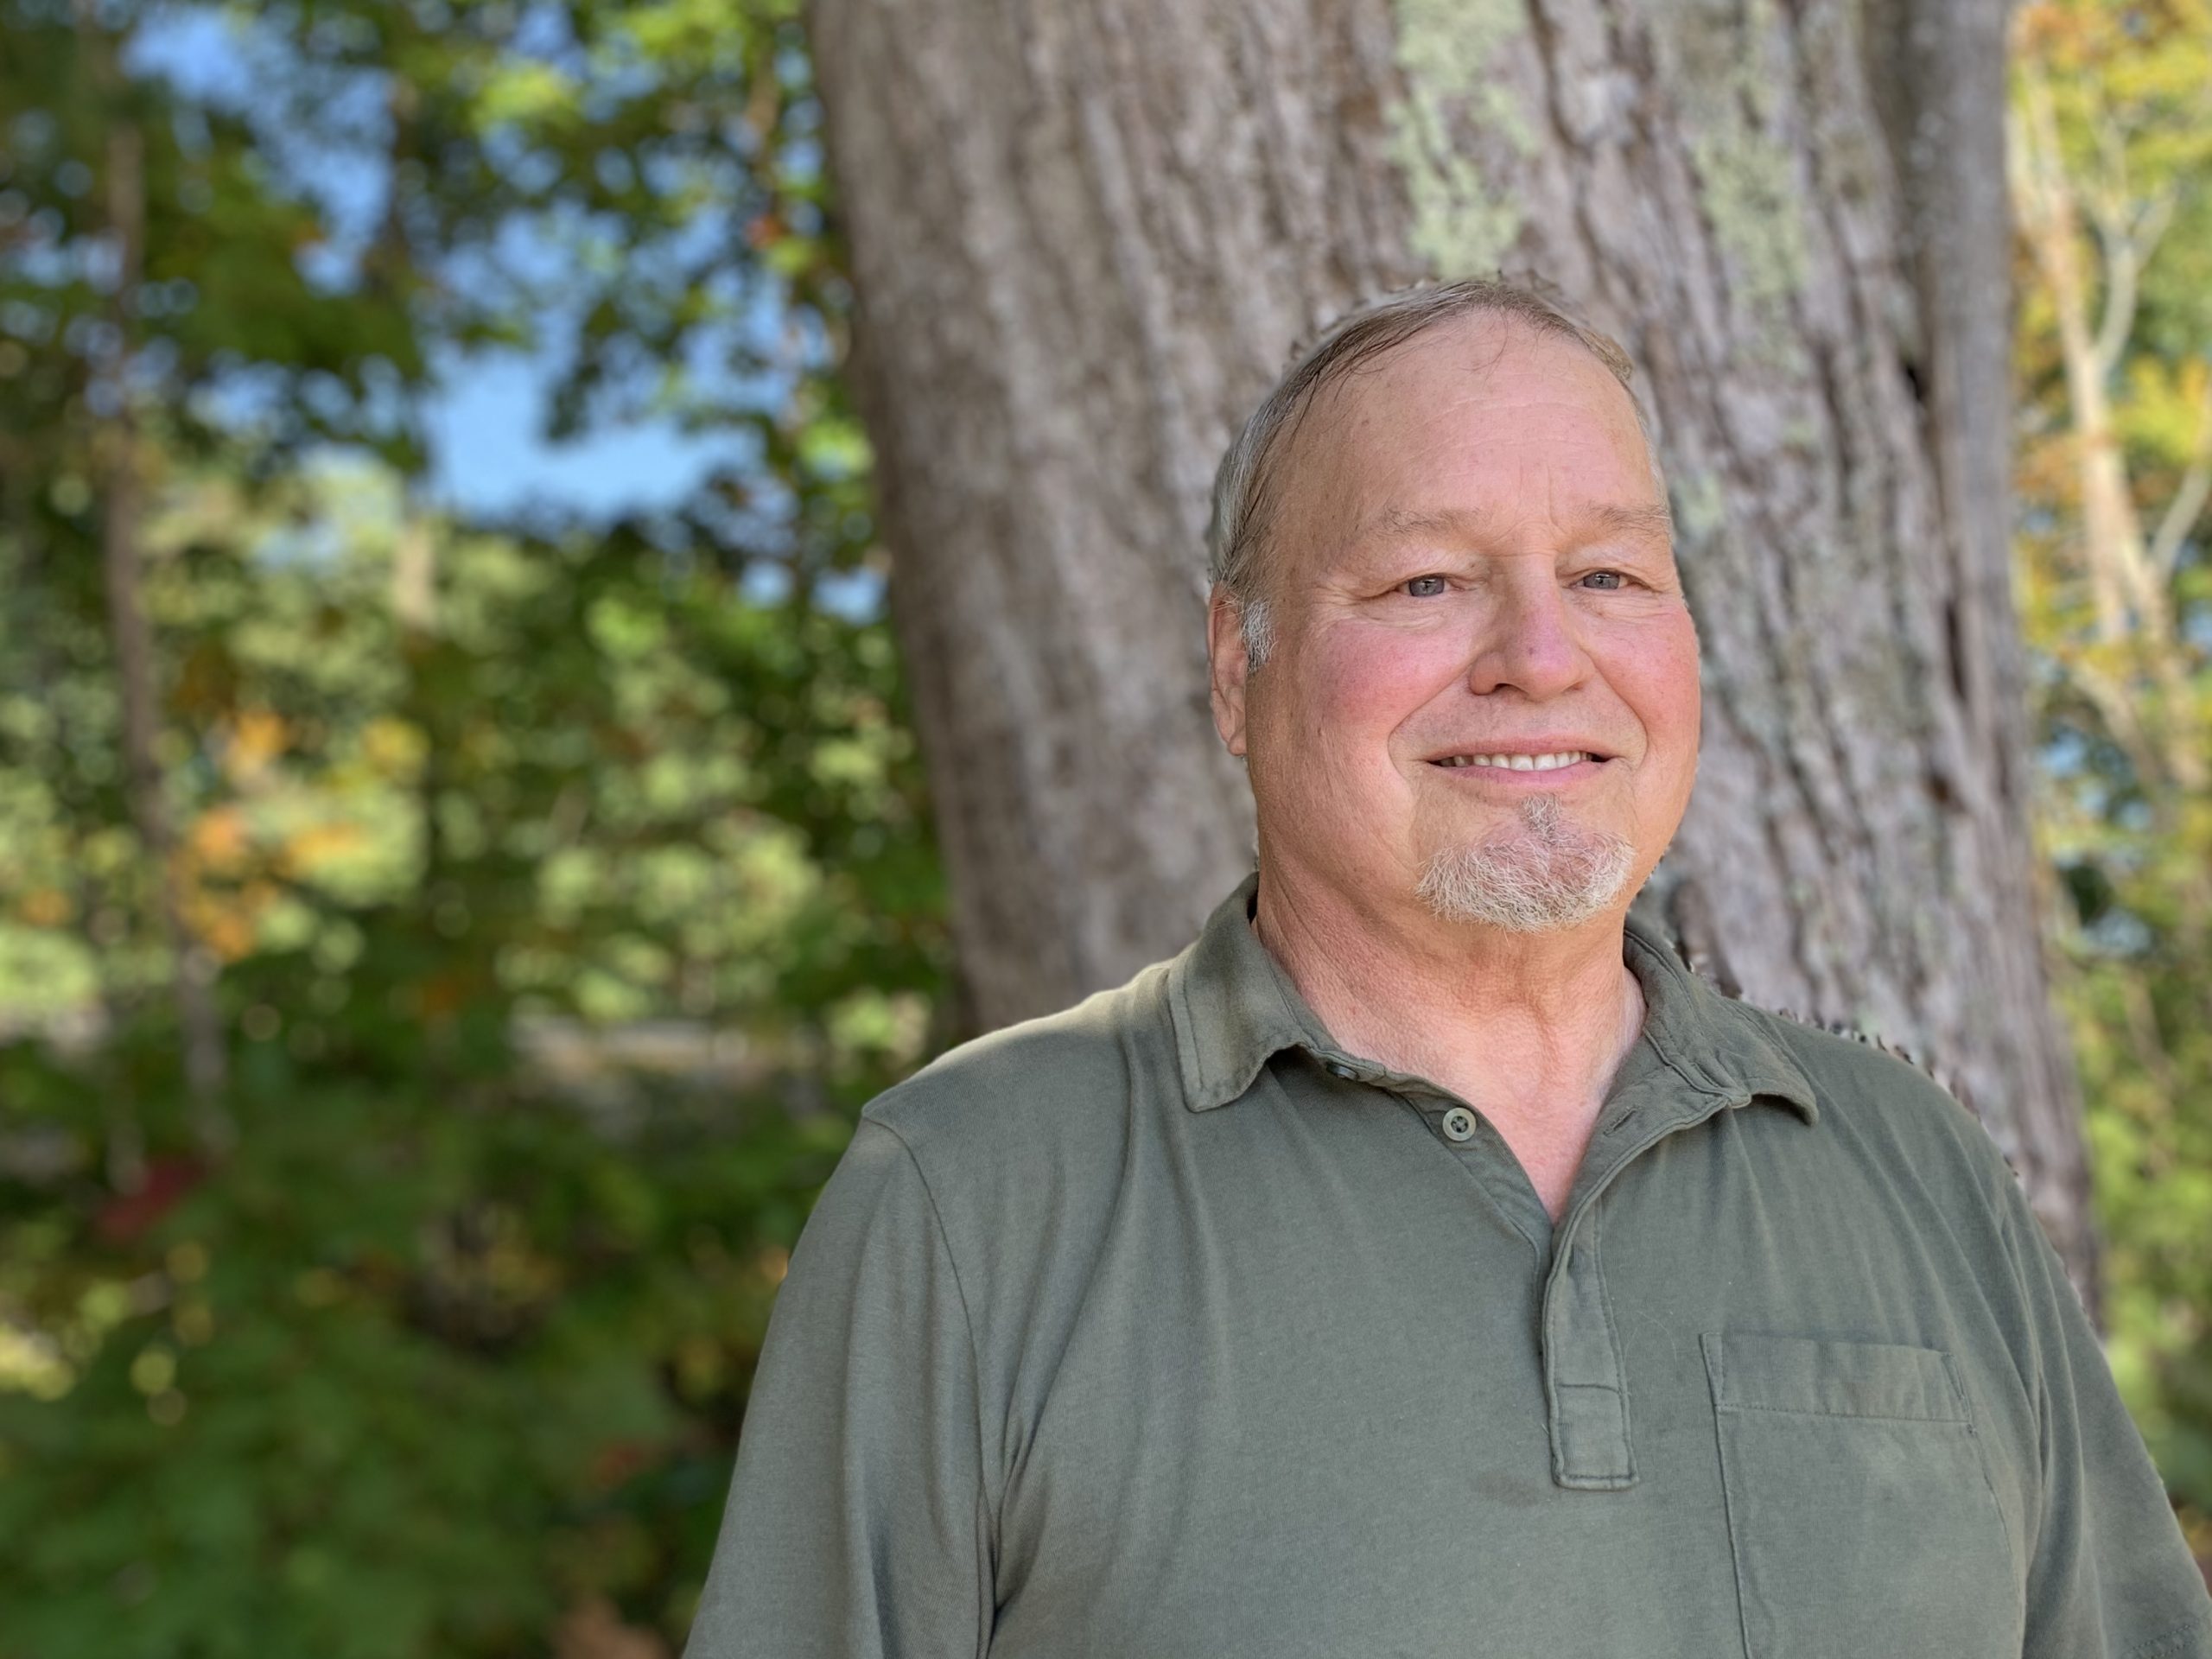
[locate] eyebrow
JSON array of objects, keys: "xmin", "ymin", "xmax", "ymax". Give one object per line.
[{"xmin": 1357, "ymin": 501, "xmax": 1676, "ymax": 550}]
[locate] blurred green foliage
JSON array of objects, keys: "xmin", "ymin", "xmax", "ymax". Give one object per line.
[
  {"xmin": 0, "ymin": 508, "xmax": 944, "ymax": 1655},
  {"xmin": 0, "ymin": 0, "xmax": 947, "ymax": 1653},
  {"xmin": 2012, "ymin": 0, "xmax": 2212, "ymax": 1535}
]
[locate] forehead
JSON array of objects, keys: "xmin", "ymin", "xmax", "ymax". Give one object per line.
[{"xmin": 1270, "ymin": 316, "xmax": 1663, "ymax": 556}]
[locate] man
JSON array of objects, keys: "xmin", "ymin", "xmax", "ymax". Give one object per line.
[{"xmin": 685, "ymin": 278, "xmax": 2212, "ymax": 1657}]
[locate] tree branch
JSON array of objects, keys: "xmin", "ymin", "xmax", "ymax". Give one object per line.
[{"xmin": 2147, "ymin": 369, "xmax": 2212, "ymax": 585}]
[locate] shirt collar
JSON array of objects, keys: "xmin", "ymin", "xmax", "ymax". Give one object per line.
[{"xmin": 1165, "ymin": 868, "xmax": 1818, "ymax": 1123}]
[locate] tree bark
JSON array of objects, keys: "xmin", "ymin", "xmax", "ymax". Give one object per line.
[{"xmin": 810, "ymin": 0, "xmax": 2095, "ymax": 1287}]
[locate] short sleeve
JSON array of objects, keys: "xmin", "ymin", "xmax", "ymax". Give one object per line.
[
  {"xmin": 683, "ymin": 1119, "xmax": 991, "ymax": 1659},
  {"xmin": 1994, "ymin": 1166, "xmax": 2212, "ymax": 1657}
]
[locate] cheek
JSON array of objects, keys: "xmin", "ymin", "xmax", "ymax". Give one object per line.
[
  {"xmin": 1608, "ymin": 620, "xmax": 1702, "ymax": 756},
  {"xmin": 1300, "ymin": 622, "xmax": 1466, "ymax": 736}
]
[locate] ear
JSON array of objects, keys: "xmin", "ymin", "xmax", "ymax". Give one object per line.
[{"xmin": 1206, "ymin": 585, "xmax": 1251, "ymax": 759}]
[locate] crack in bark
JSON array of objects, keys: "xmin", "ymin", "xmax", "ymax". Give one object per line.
[{"xmin": 1789, "ymin": 16, "xmax": 1945, "ymax": 1007}]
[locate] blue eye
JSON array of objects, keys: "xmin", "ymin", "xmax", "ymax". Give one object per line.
[
  {"xmin": 1579, "ymin": 570, "xmax": 1628, "ymax": 591},
  {"xmin": 1402, "ymin": 575, "xmax": 1449, "ymax": 598}
]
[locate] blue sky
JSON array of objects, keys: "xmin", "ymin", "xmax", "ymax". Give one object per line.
[
  {"xmin": 418, "ymin": 344, "xmax": 750, "ymax": 523},
  {"xmin": 130, "ymin": 4, "xmax": 754, "ymax": 526}
]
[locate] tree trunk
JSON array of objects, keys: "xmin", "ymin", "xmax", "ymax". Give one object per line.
[
  {"xmin": 810, "ymin": 0, "xmax": 2095, "ymax": 1288},
  {"xmin": 89, "ymin": 99, "xmax": 232, "ymax": 1154}
]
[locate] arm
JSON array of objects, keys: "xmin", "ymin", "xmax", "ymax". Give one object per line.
[
  {"xmin": 683, "ymin": 1119, "xmax": 992, "ymax": 1659},
  {"xmin": 1997, "ymin": 1166, "xmax": 2210, "ymax": 1657}
]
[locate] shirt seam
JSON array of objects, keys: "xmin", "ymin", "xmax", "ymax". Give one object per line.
[
  {"xmin": 1711, "ymin": 1401, "xmax": 1975, "ymax": 1427},
  {"xmin": 1939, "ymin": 1347, "xmax": 2022, "ymax": 1589},
  {"xmin": 2120, "ymin": 1605, "xmax": 2212, "ymax": 1659},
  {"xmin": 1701, "ymin": 1334, "xmax": 1757, "ymax": 1658},
  {"xmin": 1590, "ymin": 1207, "xmax": 1637, "ymax": 1484},
  {"xmin": 863, "ymin": 1116, "xmax": 994, "ymax": 1659},
  {"xmin": 1988, "ymin": 1147, "xmax": 2055, "ymax": 1576}
]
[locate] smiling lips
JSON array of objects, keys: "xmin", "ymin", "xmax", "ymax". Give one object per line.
[{"xmin": 1433, "ymin": 750, "xmax": 1596, "ymax": 772}]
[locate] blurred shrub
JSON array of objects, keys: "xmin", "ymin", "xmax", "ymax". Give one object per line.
[
  {"xmin": 0, "ymin": 495, "xmax": 947, "ymax": 1656},
  {"xmin": 0, "ymin": 1, "xmax": 948, "ymax": 1650}
]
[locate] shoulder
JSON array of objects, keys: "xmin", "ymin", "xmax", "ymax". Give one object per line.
[
  {"xmin": 1733, "ymin": 996, "xmax": 2019, "ymax": 1198},
  {"xmin": 771, "ymin": 969, "xmax": 1172, "ymax": 1344},
  {"xmin": 1721, "ymin": 999, "xmax": 2054, "ymax": 1369},
  {"xmin": 859, "ymin": 956, "xmax": 1177, "ymax": 1178},
  {"xmin": 829, "ymin": 959, "xmax": 1185, "ymax": 1379}
]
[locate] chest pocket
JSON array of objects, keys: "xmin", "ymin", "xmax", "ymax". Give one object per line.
[{"xmin": 1701, "ymin": 1332, "xmax": 2020, "ymax": 1659}]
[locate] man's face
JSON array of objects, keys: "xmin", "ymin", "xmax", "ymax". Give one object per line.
[{"xmin": 1207, "ymin": 317, "xmax": 1701, "ymax": 933}]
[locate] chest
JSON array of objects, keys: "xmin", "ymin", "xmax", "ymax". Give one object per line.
[{"xmin": 981, "ymin": 1086, "xmax": 2034, "ymax": 1658}]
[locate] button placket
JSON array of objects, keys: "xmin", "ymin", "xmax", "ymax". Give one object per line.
[
  {"xmin": 1543, "ymin": 1206, "xmax": 1634, "ymax": 1490},
  {"xmin": 1536, "ymin": 1087, "xmax": 1734, "ymax": 1491}
]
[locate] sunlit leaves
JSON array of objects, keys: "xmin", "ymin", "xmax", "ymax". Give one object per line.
[{"xmin": 2012, "ymin": 0, "xmax": 2212, "ymax": 1523}]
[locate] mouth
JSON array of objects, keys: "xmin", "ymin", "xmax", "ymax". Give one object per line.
[{"xmin": 1426, "ymin": 748, "xmax": 1614, "ymax": 783}]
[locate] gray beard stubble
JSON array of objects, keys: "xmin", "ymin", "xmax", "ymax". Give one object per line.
[{"xmin": 1414, "ymin": 791, "xmax": 1635, "ymax": 932}]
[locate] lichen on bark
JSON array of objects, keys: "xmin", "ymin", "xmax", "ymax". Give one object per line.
[
  {"xmin": 1385, "ymin": 0, "xmax": 1535, "ymax": 276},
  {"xmin": 1651, "ymin": 0, "xmax": 1812, "ymax": 317}
]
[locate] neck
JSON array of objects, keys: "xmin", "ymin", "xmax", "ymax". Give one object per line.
[{"xmin": 1250, "ymin": 857, "xmax": 1647, "ymax": 1125}]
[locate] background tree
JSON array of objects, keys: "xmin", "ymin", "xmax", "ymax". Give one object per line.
[
  {"xmin": 807, "ymin": 0, "xmax": 2101, "ymax": 1283},
  {"xmin": 2008, "ymin": 0, "xmax": 2212, "ymax": 1519}
]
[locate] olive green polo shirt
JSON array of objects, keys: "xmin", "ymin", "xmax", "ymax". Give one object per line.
[{"xmin": 685, "ymin": 871, "xmax": 2211, "ymax": 1659}]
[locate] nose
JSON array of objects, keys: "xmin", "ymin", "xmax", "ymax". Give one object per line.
[{"xmin": 1464, "ymin": 571, "xmax": 1591, "ymax": 701}]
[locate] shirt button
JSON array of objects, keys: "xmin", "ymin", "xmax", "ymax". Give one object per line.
[
  {"xmin": 1326, "ymin": 1062, "xmax": 1357, "ymax": 1080},
  {"xmin": 1440, "ymin": 1106, "xmax": 1477, "ymax": 1141}
]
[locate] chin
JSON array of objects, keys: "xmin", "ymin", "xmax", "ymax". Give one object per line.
[{"xmin": 1409, "ymin": 812, "xmax": 1637, "ymax": 931}]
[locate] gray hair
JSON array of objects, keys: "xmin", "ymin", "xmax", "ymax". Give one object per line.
[{"xmin": 1205, "ymin": 275, "xmax": 1666, "ymax": 668}]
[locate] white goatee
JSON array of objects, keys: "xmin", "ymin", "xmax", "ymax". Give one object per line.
[{"xmin": 1414, "ymin": 791, "xmax": 1634, "ymax": 932}]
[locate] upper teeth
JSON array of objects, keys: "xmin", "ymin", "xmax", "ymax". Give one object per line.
[{"xmin": 1439, "ymin": 752, "xmax": 1592, "ymax": 771}]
